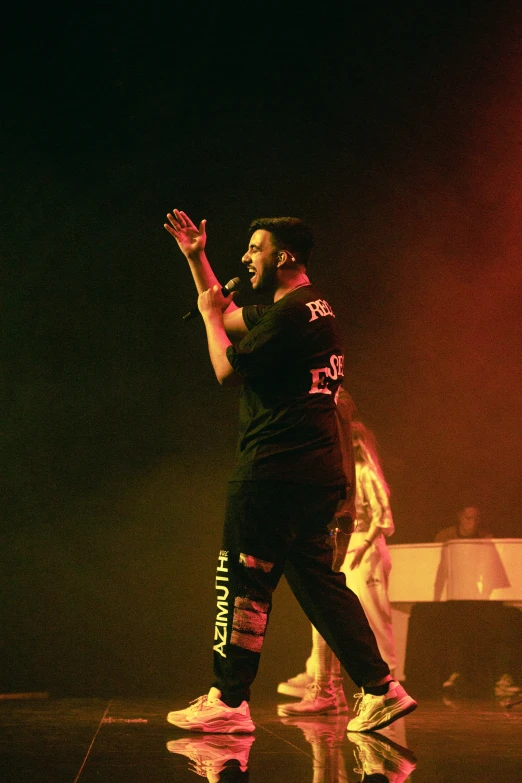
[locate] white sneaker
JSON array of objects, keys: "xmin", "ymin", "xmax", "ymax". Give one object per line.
[
  {"xmin": 277, "ymin": 671, "xmax": 314, "ymax": 699},
  {"xmin": 278, "ymin": 680, "xmax": 348, "ymax": 716},
  {"xmin": 494, "ymin": 674, "xmax": 521, "ymax": 697},
  {"xmin": 347, "ymin": 681, "xmax": 417, "ymax": 733},
  {"xmin": 166, "ymin": 688, "xmax": 255, "ymax": 733}
]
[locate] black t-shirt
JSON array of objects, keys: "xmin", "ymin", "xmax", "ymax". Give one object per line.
[{"xmin": 225, "ymin": 284, "xmax": 345, "ymax": 485}]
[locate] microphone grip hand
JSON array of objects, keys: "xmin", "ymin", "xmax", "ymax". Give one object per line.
[
  {"xmin": 182, "ymin": 277, "xmax": 240, "ymax": 321},
  {"xmin": 197, "ymin": 285, "xmax": 236, "ymax": 318}
]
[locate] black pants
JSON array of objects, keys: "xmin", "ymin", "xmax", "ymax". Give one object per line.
[{"xmin": 212, "ymin": 480, "xmax": 389, "ymax": 706}]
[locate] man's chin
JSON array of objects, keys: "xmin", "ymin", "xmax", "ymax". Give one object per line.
[
  {"xmin": 252, "ymin": 277, "xmax": 272, "ymax": 293},
  {"xmin": 250, "ymin": 270, "xmax": 277, "ymax": 295}
]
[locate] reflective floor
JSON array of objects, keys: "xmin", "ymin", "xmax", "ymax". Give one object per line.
[{"xmin": 1, "ymin": 693, "xmax": 521, "ymax": 782}]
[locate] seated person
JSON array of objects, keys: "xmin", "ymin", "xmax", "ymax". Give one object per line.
[
  {"xmin": 435, "ymin": 505, "xmax": 492, "ymax": 543},
  {"xmin": 435, "ymin": 505, "xmax": 520, "ymax": 699}
]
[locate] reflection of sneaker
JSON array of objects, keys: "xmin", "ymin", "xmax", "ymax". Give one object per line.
[
  {"xmin": 277, "ymin": 671, "xmax": 314, "ymax": 698},
  {"xmin": 166, "ymin": 688, "xmax": 255, "ymax": 733},
  {"xmin": 347, "ymin": 731, "xmax": 417, "ymax": 782},
  {"xmin": 166, "ymin": 734, "xmax": 255, "ymax": 780},
  {"xmin": 282, "ymin": 716, "xmax": 349, "ymax": 783},
  {"xmin": 278, "ymin": 680, "xmax": 348, "ymax": 716},
  {"xmin": 347, "ymin": 682, "xmax": 417, "ymax": 733},
  {"xmin": 280, "ymin": 714, "xmax": 348, "ymax": 747},
  {"xmin": 494, "ymin": 674, "xmax": 521, "ymax": 698},
  {"xmin": 378, "ymin": 716, "xmax": 407, "ymax": 748}
]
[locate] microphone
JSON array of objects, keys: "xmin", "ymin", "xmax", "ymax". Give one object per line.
[{"xmin": 182, "ymin": 277, "xmax": 241, "ymax": 321}]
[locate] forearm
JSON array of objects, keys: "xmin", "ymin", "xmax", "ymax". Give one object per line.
[
  {"xmin": 202, "ymin": 312, "xmax": 243, "ymax": 386},
  {"xmin": 187, "ymin": 252, "xmax": 239, "ymax": 313},
  {"xmin": 185, "ymin": 250, "xmax": 219, "ymax": 293},
  {"xmin": 165, "ymin": 210, "xmax": 239, "ymax": 314},
  {"xmin": 361, "ymin": 470, "xmax": 394, "ymax": 540}
]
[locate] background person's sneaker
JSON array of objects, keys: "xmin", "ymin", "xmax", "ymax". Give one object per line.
[
  {"xmin": 347, "ymin": 681, "xmax": 417, "ymax": 733},
  {"xmin": 494, "ymin": 674, "xmax": 521, "ymax": 698},
  {"xmin": 277, "ymin": 671, "xmax": 314, "ymax": 698},
  {"xmin": 167, "ymin": 688, "xmax": 255, "ymax": 733},
  {"xmin": 278, "ymin": 680, "xmax": 348, "ymax": 716}
]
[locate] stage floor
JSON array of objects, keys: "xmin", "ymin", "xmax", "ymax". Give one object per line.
[{"xmin": 1, "ymin": 694, "xmax": 521, "ymax": 782}]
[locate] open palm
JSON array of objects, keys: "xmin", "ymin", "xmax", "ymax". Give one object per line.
[{"xmin": 164, "ymin": 209, "xmax": 206, "ymax": 257}]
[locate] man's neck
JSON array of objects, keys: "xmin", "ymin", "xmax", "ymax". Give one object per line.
[{"xmin": 273, "ymin": 273, "xmax": 311, "ymax": 302}]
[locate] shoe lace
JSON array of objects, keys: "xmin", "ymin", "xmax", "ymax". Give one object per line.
[
  {"xmin": 352, "ymin": 747, "xmax": 364, "ymax": 778},
  {"xmin": 189, "ymin": 759, "xmax": 214, "ymax": 777},
  {"xmin": 304, "ymin": 682, "xmax": 321, "ymax": 701},
  {"xmin": 353, "ymin": 691, "xmax": 364, "ymax": 714},
  {"xmin": 188, "ymin": 695, "xmax": 209, "ymax": 712},
  {"xmin": 353, "ymin": 690, "xmax": 379, "ymax": 721}
]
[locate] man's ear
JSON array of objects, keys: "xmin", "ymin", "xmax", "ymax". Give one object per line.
[{"xmin": 277, "ymin": 251, "xmax": 295, "ymax": 266}]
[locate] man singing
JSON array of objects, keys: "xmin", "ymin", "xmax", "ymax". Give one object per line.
[{"xmin": 164, "ymin": 209, "xmax": 416, "ymax": 733}]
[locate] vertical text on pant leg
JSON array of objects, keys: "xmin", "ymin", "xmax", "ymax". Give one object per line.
[{"xmin": 214, "ymin": 550, "xmax": 229, "ymax": 658}]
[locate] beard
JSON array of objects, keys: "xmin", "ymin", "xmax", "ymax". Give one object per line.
[{"xmin": 252, "ymin": 260, "xmax": 279, "ymax": 294}]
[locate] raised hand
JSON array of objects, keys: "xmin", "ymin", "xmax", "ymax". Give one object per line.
[{"xmin": 164, "ymin": 209, "xmax": 207, "ymax": 258}]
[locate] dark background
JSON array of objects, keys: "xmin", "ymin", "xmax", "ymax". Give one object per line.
[{"xmin": 1, "ymin": 2, "xmax": 521, "ymax": 698}]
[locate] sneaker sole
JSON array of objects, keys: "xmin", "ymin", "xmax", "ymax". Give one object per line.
[
  {"xmin": 167, "ymin": 715, "xmax": 255, "ymax": 733},
  {"xmin": 348, "ymin": 699, "xmax": 417, "ymax": 733}
]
